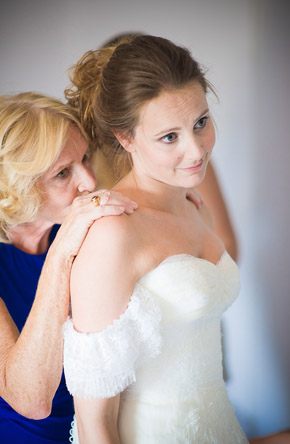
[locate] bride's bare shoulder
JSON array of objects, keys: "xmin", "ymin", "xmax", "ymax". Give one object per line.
[{"xmin": 78, "ymin": 213, "xmax": 138, "ymax": 261}]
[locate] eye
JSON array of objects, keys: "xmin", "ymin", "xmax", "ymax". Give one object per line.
[
  {"xmin": 194, "ymin": 116, "xmax": 209, "ymax": 130},
  {"xmin": 82, "ymin": 151, "xmax": 91, "ymax": 163},
  {"xmin": 56, "ymin": 168, "xmax": 70, "ymax": 179},
  {"xmin": 161, "ymin": 132, "xmax": 177, "ymax": 144}
]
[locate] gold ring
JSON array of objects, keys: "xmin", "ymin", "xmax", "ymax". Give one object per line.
[{"xmin": 91, "ymin": 195, "xmax": 101, "ymax": 206}]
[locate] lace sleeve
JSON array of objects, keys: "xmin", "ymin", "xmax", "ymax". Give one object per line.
[{"xmin": 63, "ymin": 284, "xmax": 162, "ymax": 399}]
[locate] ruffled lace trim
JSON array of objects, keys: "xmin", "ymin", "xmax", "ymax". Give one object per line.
[
  {"xmin": 63, "ymin": 284, "xmax": 162, "ymax": 398},
  {"xmin": 69, "ymin": 418, "xmax": 76, "ymax": 443}
]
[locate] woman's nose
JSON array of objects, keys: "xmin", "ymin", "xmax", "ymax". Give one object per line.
[
  {"xmin": 186, "ymin": 135, "xmax": 204, "ymax": 160},
  {"xmin": 77, "ymin": 166, "xmax": 97, "ymax": 193}
]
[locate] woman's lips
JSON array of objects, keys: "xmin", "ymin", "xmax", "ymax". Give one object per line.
[{"xmin": 177, "ymin": 160, "xmax": 204, "ymax": 173}]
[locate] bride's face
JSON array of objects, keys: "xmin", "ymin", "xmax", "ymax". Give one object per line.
[{"xmin": 124, "ymin": 81, "xmax": 215, "ymax": 189}]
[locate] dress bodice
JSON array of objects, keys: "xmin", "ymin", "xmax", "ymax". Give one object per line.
[
  {"xmin": 123, "ymin": 252, "xmax": 240, "ymax": 404},
  {"xmin": 138, "ymin": 251, "xmax": 239, "ymax": 321},
  {"xmin": 64, "ymin": 251, "xmax": 248, "ymax": 443}
]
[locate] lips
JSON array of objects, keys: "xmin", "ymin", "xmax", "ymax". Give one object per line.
[
  {"xmin": 178, "ymin": 159, "xmax": 204, "ymax": 172},
  {"xmin": 177, "ymin": 150, "xmax": 211, "ymax": 173}
]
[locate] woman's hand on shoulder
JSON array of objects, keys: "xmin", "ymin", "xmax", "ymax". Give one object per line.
[{"xmin": 49, "ymin": 190, "xmax": 138, "ymax": 260}]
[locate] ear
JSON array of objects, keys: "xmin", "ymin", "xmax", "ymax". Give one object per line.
[{"xmin": 113, "ymin": 131, "xmax": 135, "ymax": 153}]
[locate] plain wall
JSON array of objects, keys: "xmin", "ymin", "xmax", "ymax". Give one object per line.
[{"xmin": 1, "ymin": 0, "xmax": 289, "ymax": 438}]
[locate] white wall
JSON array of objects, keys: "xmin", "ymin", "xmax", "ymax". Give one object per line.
[{"xmin": 1, "ymin": 0, "xmax": 289, "ymax": 438}]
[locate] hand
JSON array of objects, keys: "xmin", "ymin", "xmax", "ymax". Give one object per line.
[
  {"xmin": 49, "ymin": 190, "xmax": 138, "ymax": 260},
  {"xmin": 186, "ymin": 189, "xmax": 203, "ymax": 209}
]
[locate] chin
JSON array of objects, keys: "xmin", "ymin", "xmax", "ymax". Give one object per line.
[{"xmin": 179, "ymin": 174, "xmax": 206, "ymax": 189}]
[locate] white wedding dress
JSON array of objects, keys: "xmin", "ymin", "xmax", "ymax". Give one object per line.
[{"xmin": 63, "ymin": 251, "xmax": 249, "ymax": 443}]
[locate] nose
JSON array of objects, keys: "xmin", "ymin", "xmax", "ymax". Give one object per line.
[
  {"xmin": 186, "ymin": 134, "xmax": 205, "ymax": 162},
  {"xmin": 77, "ymin": 165, "xmax": 97, "ymax": 193}
]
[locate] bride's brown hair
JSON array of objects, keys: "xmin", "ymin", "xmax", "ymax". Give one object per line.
[{"xmin": 65, "ymin": 34, "xmax": 211, "ymax": 179}]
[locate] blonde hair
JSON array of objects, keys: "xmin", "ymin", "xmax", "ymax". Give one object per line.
[
  {"xmin": 0, "ymin": 92, "xmax": 86, "ymax": 243},
  {"xmin": 65, "ymin": 34, "xmax": 212, "ymax": 180}
]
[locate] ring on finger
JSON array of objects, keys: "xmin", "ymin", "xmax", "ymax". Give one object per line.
[
  {"xmin": 91, "ymin": 195, "xmax": 101, "ymax": 207},
  {"xmin": 91, "ymin": 190, "xmax": 110, "ymax": 207}
]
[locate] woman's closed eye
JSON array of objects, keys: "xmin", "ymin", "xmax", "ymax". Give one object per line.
[
  {"xmin": 56, "ymin": 168, "xmax": 70, "ymax": 179},
  {"xmin": 82, "ymin": 151, "xmax": 91, "ymax": 164}
]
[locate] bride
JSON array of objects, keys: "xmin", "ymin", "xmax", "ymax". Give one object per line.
[{"xmin": 63, "ymin": 34, "xmax": 249, "ymax": 443}]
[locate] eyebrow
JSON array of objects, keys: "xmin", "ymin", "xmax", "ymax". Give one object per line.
[{"xmin": 153, "ymin": 108, "xmax": 209, "ymax": 137}]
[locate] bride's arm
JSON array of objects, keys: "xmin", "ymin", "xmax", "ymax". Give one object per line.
[
  {"xmin": 74, "ymin": 397, "xmax": 121, "ymax": 444},
  {"xmin": 68, "ymin": 215, "xmax": 139, "ymax": 443}
]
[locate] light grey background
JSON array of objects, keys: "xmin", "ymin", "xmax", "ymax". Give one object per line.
[{"xmin": 1, "ymin": 0, "xmax": 290, "ymax": 438}]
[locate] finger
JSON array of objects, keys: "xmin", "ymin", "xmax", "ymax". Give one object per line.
[
  {"xmin": 92, "ymin": 205, "xmax": 126, "ymax": 217},
  {"xmin": 82, "ymin": 190, "xmax": 137, "ymax": 208},
  {"xmin": 98, "ymin": 190, "xmax": 111, "ymax": 206},
  {"xmin": 100, "ymin": 191, "xmax": 137, "ymax": 208},
  {"xmin": 103, "ymin": 197, "xmax": 137, "ymax": 211},
  {"xmin": 91, "ymin": 192, "xmax": 137, "ymax": 211}
]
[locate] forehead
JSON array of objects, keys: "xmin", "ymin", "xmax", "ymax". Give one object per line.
[
  {"xmin": 54, "ymin": 125, "xmax": 87, "ymax": 163},
  {"xmin": 42, "ymin": 125, "xmax": 88, "ymax": 177},
  {"xmin": 137, "ymin": 82, "xmax": 208, "ymax": 132}
]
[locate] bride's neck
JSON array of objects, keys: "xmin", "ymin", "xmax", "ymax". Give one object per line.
[{"xmin": 115, "ymin": 170, "xmax": 189, "ymax": 214}]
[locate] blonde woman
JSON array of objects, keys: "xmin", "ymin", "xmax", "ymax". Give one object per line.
[{"xmin": 0, "ymin": 92, "xmax": 137, "ymax": 443}]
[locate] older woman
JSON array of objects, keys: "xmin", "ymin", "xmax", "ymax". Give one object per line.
[{"xmin": 0, "ymin": 92, "xmax": 137, "ymax": 443}]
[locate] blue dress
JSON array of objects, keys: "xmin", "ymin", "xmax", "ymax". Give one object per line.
[{"xmin": 0, "ymin": 225, "xmax": 74, "ymax": 443}]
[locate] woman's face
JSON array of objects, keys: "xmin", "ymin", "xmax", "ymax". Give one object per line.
[
  {"xmin": 126, "ymin": 81, "xmax": 215, "ymax": 189},
  {"xmin": 36, "ymin": 125, "xmax": 97, "ymax": 224}
]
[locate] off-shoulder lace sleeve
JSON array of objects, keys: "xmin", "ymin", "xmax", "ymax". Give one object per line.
[{"xmin": 63, "ymin": 284, "xmax": 162, "ymax": 399}]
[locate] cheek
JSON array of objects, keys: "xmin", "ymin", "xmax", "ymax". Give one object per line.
[
  {"xmin": 137, "ymin": 142, "xmax": 179, "ymax": 172},
  {"xmin": 154, "ymin": 151, "xmax": 181, "ymax": 170},
  {"xmin": 44, "ymin": 188, "xmax": 75, "ymax": 212},
  {"xmin": 57, "ymin": 189, "xmax": 78, "ymax": 210},
  {"xmin": 205, "ymin": 124, "xmax": 216, "ymax": 151}
]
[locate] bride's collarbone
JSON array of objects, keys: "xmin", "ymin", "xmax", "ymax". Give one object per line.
[
  {"xmin": 130, "ymin": 207, "xmax": 224, "ymax": 268},
  {"xmin": 139, "ymin": 231, "xmax": 221, "ymax": 269}
]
